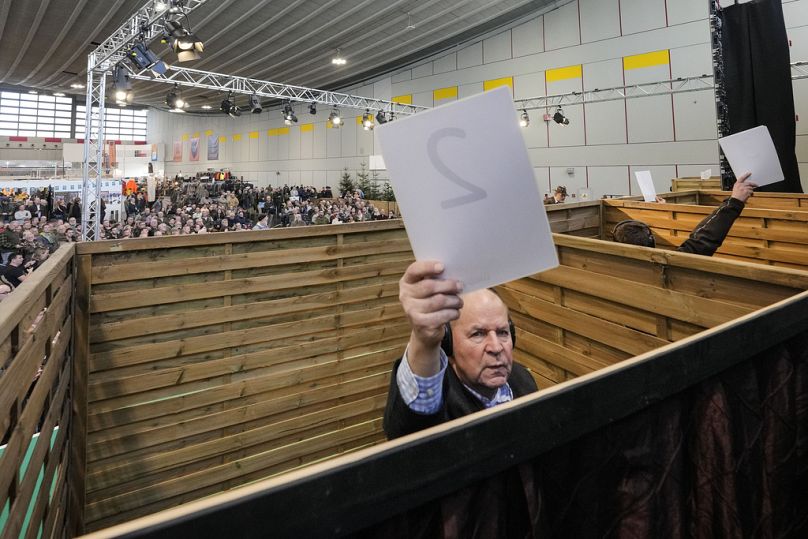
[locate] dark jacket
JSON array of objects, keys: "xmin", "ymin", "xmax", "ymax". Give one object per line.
[
  {"xmin": 383, "ymin": 358, "xmax": 538, "ymax": 439},
  {"xmin": 677, "ymin": 197, "xmax": 744, "ymax": 256}
]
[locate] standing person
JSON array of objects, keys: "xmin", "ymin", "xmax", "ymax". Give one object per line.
[
  {"xmin": 383, "ymin": 261, "xmax": 538, "ymax": 440},
  {"xmin": 67, "ymin": 197, "xmax": 81, "ymax": 221}
]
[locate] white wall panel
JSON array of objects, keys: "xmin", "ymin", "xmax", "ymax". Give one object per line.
[
  {"xmin": 797, "ymin": 80, "xmax": 808, "ymax": 136},
  {"xmin": 667, "ymin": 0, "xmax": 707, "ymax": 26},
  {"xmin": 357, "ymin": 124, "xmax": 373, "ymax": 156},
  {"xmin": 670, "ymin": 43, "xmax": 711, "ymax": 78},
  {"xmin": 625, "ymin": 63, "xmax": 674, "ymax": 143},
  {"xmin": 300, "ymin": 128, "xmax": 313, "ymax": 159},
  {"xmin": 579, "ymin": 0, "xmax": 621, "ymax": 43},
  {"xmin": 583, "ymin": 59, "xmax": 626, "ymax": 144},
  {"xmin": 288, "ymin": 127, "xmax": 301, "ymax": 160},
  {"xmin": 550, "ymin": 166, "xmax": 587, "ymax": 196},
  {"xmin": 547, "ymin": 75, "xmax": 585, "ymax": 146},
  {"xmin": 326, "ymin": 125, "xmax": 341, "ymax": 158},
  {"xmin": 673, "ymin": 90, "xmax": 716, "ymax": 141},
  {"xmin": 412, "ymin": 62, "xmax": 433, "ymax": 79},
  {"xmin": 484, "ymin": 30, "xmax": 513, "ymax": 63},
  {"xmin": 544, "ymin": 2, "xmax": 580, "ymax": 51},
  {"xmin": 391, "ymin": 70, "xmax": 411, "ymax": 83},
  {"xmin": 784, "ymin": 0, "xmax": 808, "ymax": 29},
  {"xmin": 457, "ymin": 41, "xmax": 483, "ymax": 68},
  {"xmin": 587, "ymin": 165, "xmax": 630, "ymax": 197},
  {"xmin": 513, "ymin": 71, "xmax": 545, "ymax": 99},
  {"xmin": 459, "ymin": 82, "xmax": 482, "ymax": 99},
  {"xmin": 313, "ymin": 123, "xmax": 326, "ymax": 159},
  {"xmin": 677, "ymin": 164, "xmax": 719, "ymax": 178},
  {"xmin": 787, "ymin": 24, "xmax": 808, "ymax": 62},
  {"xmin": 532, "ymin": 166, "xmax": 550, "ymax": 194},
  {"xmin": 521, "ymin": 115, "xmax": 549, "ymax": 148},
  {"xmin": 412, "ymin": 91, "xmax": 433, "ymax": 107},
  {"xmin": 341, "ymin": 121, "xmax": 357, "ymax": 156},
  {"xmin": 433, "ymin": 53, "xmax": 457, "ymax": 74},
  {"xmin": 512, "ymin": 17, "xmax": 543, "ymax": 57},
  {"xmin": 620, "ymin": 0, "xmax": 666, "ymax": 35}
]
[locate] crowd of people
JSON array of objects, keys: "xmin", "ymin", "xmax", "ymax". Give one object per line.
[{"xmin": 0, "ymin": 177, "xmax": 399, "ymax": 301}]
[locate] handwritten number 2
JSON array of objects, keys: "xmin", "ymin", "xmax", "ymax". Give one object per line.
[{"xmin": 427, "ymin": 128, "xmax": 488, "ymax": 209}]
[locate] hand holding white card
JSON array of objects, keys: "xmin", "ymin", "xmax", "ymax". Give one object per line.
[
  {"xmin": 718, "ymin": 126, "xmax": 784, "ymax": 187},
  {"xmin": 634, "ymin": 171, "xmax": 657, "ymax": 202},
  {"xmin": 376, "ymin": 86, "xmax": 558, "ymax": 292}
]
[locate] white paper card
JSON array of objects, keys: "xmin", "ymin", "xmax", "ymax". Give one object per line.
[
  {"xmin": 369, "ymin": 154, "xmax": 386, "ymax": 170},
  {"xmin": 718, "ymin": 126, "xmax": 784, "ymax": 187},
  {"xmin": 700, "ymin": 169, "xmax": 712, "ymax": 180},
  {"xmin": 375, "ymin": 86, "xmax": 558, "ymax": 292},
  {"xmin": 634, "ymin": 171, "xmax": 657, "ymax": 202}
]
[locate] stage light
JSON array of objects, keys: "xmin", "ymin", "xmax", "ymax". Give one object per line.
[
  {"xmin": 168, "ymin": 0, "xmax": 185, "ymax": 13},
  {"xmin": 249, "ymin": 94, "xmax": 262, "ymax": 114},
  {"xmin": 220, "ymin": 97, "xmax": 232, "ymax": 114},
  {"xmin": 282, "ymin": 102, "xmax": 297, "ymax": 125},
  {"xmin": 375, "ymin": 110, "xmax": 387, "ymax": 125},
  {"xmin": 129, "ymin": 42, "xmax": 168, "ymax": 76},
  {"xmin": 53, "ymin": 92, "xmax": 65, "ymax": 97},
  {"xmin": 328, "ymin": 109, "xmax": 342, "ymax": 126},
  {"xmin": 309, "ymin": 102, "xmax": 317, "ymax": 115},
  {"xmin": 553, "ymin": 106, "xmax": 569, "ymax": 125},
  {"xmin": 154, "ymin": 0, "xmax": 168, "ymax": 12},
  {"xmin": 519, "ymin": 110, "xmax": 529, "ymax": 128},
  {"xmin": 112, "ymin": 63, "xmax": 132, "ymax": 103},
  {"xmin": 165, "ymin": 85, "xmax": 184, "ymax": 109},
  {"xmin": 331, "ymin": 48, "xmax": 346, "ymax": 66},
  {"xmin": 202, "ymin": 104, "xmax": 212, "ymax": 110},
  {"xmin": 228, "ymin": 95, "xmax": 241, "ymax": 118},
  {"xmin": 70, "ymin": 83, "xmax": 85, "ymax": 89},
  {"xmin": 163, "ymin": 18, "xmax": 203, "ymax": 62},
  {"xmin": 362, "ymin": 110, "xmax": 374, "ymax": 130}
]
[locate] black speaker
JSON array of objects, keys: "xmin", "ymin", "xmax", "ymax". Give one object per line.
[{"xmin": 440, "ymin": 319, "xmax": 516, "ymax": 357}]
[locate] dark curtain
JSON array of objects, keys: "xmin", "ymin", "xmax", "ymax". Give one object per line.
[
  {"xmin": 356, "ymin": 331, "xmax": 808, "ymax": 538},
  {"xmin": 720, "ymin": 0, "xmax": 803, "ymax": 193}
]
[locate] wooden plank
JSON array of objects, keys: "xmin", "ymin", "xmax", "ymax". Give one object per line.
[
  {"xmin": 75, "ymin": 220, "xmax": 406, "ymax": 255},
  {"xmin": 70, "ymin": 253, "xmax": 91, "ymax": 538},
  {"xmin": 89, "ymin": 281, "xmax": 400, "ymax": 344},
  {"xmin": 534, "ymin": 265, "xmax": 752, "ymax": 328},
  {"xmin": 85, "ymin": 394, "xmax": 387, "ymax": 496},
  {"xmin": 516, "ymin": 330, "xmax": 610, "ymax": 376},
  {"xmin": 90, "ymin": 239, "xmax": 412, "ymax": 284},
  {"xmin": 84, "ymin": 418, "xmax": 384, "ymax": 524},
  {"xmin": 88, "ymin": 257, "xmax": 413, "ymax": 313},
  {"xmin": 0, "ymin": 243, "xmax": 74, "ymax": 344}
]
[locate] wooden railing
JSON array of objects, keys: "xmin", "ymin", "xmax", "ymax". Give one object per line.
[
  {"xmin": 0, "ymin": 243, "xmax": 81, "ymax": 538},
  {"xmin": 73, "ymin": 221, "xmax": 413, "ymax": 531},
  {"xmin": 670, "ymin": 177, "xmax": 722, "ymax": 191},
  {"xmin": 602, "ymin": 197, "xmax": 808, "ymax": 270}
]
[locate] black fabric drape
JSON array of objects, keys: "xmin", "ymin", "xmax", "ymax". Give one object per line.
[
  {"xmin": 720, "ymin": 0, "xmax": 803, "ymax": 193},
  {"xmin": 356, "ymin": 331, "xmax": 808, "ymax": 538}
]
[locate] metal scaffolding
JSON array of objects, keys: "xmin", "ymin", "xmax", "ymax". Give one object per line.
[{"xmin": 126, "ymin": 66, "xmax": 428, "ymax": 115}]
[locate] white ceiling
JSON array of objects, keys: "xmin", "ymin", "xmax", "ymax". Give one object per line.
[{"xmin": 0, "ymin": 0, "xmax": 565, "ymax": 110}]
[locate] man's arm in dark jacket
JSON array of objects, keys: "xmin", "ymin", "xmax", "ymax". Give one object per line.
[{"xmin": 676, "ymin": 197, "xmax": 744, "ymax": 256}]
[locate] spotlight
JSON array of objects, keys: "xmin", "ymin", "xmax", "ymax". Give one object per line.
[
  {"xmin": 112, "ymin": 63, "xmax": 132, "ymax": 103},
  {"xmin": 154, "ymin": 0, "xmax": 168, "ymax": 12},
  {"xmin": 129, "ymin": 42, "xmax": 168, "ymax": 76},
  {"xmin": 249, "ymin": 94, "xmax": 262, "ymax": 114},
  {"xmin": 328, "ymin": 109, "xmax": 341, "ymax": 126},
  {"xmin": 220, "ymin": 96, "xmax": 232, "ymax": 114},
  {"xmin": 70, "ymin": 83, "xmax": 85, "ymax": 89},
  {"xmin": 282, "ymin": 102, "xmax": 297, "ymax": 124},
  {"xmin": 553, "ymin": 107, "xmax": 569, "ymax": 125},
  {"xmin": 228, "ymin": 95, "xmax": 241, "ymax": 118},
  {"xmin": 309, "ymin": 102, "xmax": 317, "ymax": 115},
  {"xmin": 331, "ymin": 48, "xmax": 347, "ymax": 66},
  {"xmin": 53, "ymin": 92, "xmax": 65, "ymax": 97},
  {"xmin": 202, "ymin": 104, "xmax": 212, "ymax": 110},
  {"xmin": 165, "ymin": 84, "xmax": 184, "ymax": 109},
  {"xmin": 168, "ymin": 0, "xmax": 185, "ymax": 13},
  {"xmin": 375, "ymin": 110, "xmax": 387, "ymax": 125},
  {"xmin": 362, "ymin": 110, "xmax": 374, "ymax": 130},
  {"xmin": 163, "ymin": 18, "xmax": 203, "ymax": 62},
  {"xmin": 519, "ymin": 110, "xmax": 529, "ymax": 128}
]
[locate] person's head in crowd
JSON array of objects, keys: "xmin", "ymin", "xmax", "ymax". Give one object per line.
[
  {"xmin": 8, "ymin": 252, "xmax": 24, "ymax": 267},
  {"xmin": 139, "ymin": 229, "xmax": 149, "ymax": 238},
  {"xmin": 553, "ymin": 185, "xmax": 568, "ymax": 203},
  {"xmin": 68, "ymin": 217, "xmax": 77, "ymax": 227},
  {"xmin": 612, "ymin": 220, "xmax": 656, "ymax": 247}
]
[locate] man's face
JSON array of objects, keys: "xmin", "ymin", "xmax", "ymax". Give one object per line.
[
  {"xmin": 449, "ymin": 289, "xmax": 513, "ymax": 399},
  {"xmin": 10, "ymin": 254, "xmax": 23, "ymax": 266}
]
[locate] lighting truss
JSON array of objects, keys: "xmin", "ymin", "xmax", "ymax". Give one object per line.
[
  {"xmin": 92, "ymin": 0, "xmax": 209, "ymax": 68},
  {"xmin": 516, "ymin": 61, "xmax": 808, "ymax": 111},
  {"xmin": 80, "ymin": 70, "xmax": 106, "ymax": 242},
  {"xmin": 126, "ymin": 65, "xmax": 428, "ymax": 116}
]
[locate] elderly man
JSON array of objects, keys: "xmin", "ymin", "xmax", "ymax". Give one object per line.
[{"xmin": 383, "ymin": 262, "xmax": 538, "ymax": 439}]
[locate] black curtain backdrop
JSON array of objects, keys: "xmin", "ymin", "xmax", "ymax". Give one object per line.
[{"xmin": 720, "ymin": 0, "xmax": 803, "ymax": 193}]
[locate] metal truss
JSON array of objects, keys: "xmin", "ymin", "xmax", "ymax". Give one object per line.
[
  {"xmin": 791, "ymin": 61, "xmax": 808, "ymax": 80},
  {"xmin": 127, "ymin": 66, "xmax": 429, "ymax": 115},
  {"xmin": 93, "ymin": 0, "xmax": 209, "ymax": 68},
  {"xmin": 80, "ymin": 65, "xmax": 106, "ymax": 241},
  {"xmin": 514, "ymin": 75, "xmax": 715, "ymax": 110}
]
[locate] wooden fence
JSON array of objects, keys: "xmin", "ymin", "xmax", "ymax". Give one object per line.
[
  {"xmin": 670, "ymin": 177, "xmax": 722, "ymax": 191},
  {"xmin": 79, "ymin": 233, "xmax": 808, "ymax": 539},
  {"xmin": 602, "ymin": 197, "xmax": 808, "ymax": 270},
  {"xmin": 73, "ymin": 221, "xmax": 413, "ymax": 531},
  {"xmin": 0, "ymin": 244, "xmax": 81, "ymax": 539},
  {"xmin": 694, "ymin": 189, "xmax": 808, "ymax": 211}
]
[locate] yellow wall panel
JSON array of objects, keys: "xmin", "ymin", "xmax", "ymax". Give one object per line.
[
  {"xmin": 483, "ymin": 77, "xmax": 513, "ymax": 91},
  {"xmin": 278, "ymin": 127, "xmax": 290, "ymax": 135},
  {"xmin": 232, "ymin": 134, "xmax": 242, "ymax": 141},
  {"xmin": 192, "ymin": 132, "xmax": 199, "ymax": 138},
  {"xmin": 546, "ymin": 65, "xmax": 582, "ymax": 82},
  {"xmin": 249, "ymin": 131, "xmax": 260, "ymax": 139},
  {"xmin": 204, "ymin": 130, "xmax": 213, "ymax": 136},
  {"xmin": 218, "ymin": 136, "xmax": 227, "ymax": 142},
  {"xmin": 181, "ymin": 134, "xmax": 189, "ymax": 141},
  {"xmin": 300, "ymin": 123, "xmax": 314, "ymax": 132},
  {"xmin": 392, "ymin": 94, "xmax": 412, "ymax": 105},
  {"xmin": 433, "ymin": 86, "xmax": 458, "ymax": 100},
  {"xmin": 623, "ymin": 50, "xmax": 670, "ymax": 70}
]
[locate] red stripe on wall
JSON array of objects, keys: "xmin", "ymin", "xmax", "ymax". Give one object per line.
[
  {"xmin": 44, "ymin": 137, "xmax": 62, "ymax": 143},
  {"xmin": 134, "ymin": 140, "xmax": 148, "ymax": 145},
  {"xmin": 9, "ymin": 136, "xmax": 27, "ymax": 142}
]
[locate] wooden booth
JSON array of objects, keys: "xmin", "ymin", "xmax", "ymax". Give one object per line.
[
  {"xmin": 602, "ymin": 191, "xmax": 808, "ymax": 270},
  {"xmin": 670, "ymin": 177, "xmax": 722, "ymax": 191},
  {"xmin": 1, "ymin": 221, "xmax": 807, "ymax": 538}
]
